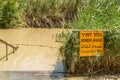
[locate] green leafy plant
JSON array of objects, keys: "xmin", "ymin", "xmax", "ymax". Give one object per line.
[
  {"xmin": 0, "ymin": 0, "xmax": 81, "ymax": 28},
  {"xmin": 61, "ymin": 0, "xmax": 120, "ymax": 75},
  {"xmin": 1, "ymin": 0, "xmax": 19, "ymax": 28}
]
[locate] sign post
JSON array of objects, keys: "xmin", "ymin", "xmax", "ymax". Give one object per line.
[{"xmin": 80, "ymin": 31, "xmax": 104, "ymax": 57}]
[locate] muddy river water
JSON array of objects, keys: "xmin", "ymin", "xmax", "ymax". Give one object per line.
[{"xmin": 0, "ymin": 28, "xmax": 119, "ymax": 80}]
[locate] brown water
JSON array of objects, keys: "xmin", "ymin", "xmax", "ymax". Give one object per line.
[
  {"xmin": 0, "ymin": 28, "xmax": 64, "ymax": 71},
  {"xmin": 0, "ymin": 28, "xmax": 119, "ymax": 80},
  {"xmin": 0, "ymin": 28, "xmax": 64, "ymax": 79}
]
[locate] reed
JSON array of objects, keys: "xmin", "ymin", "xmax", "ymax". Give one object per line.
[
  {"xmin": 0, "ymin": 0, "xmax": 81, "ymax": 28},
  {"xmin": 61, "ymin": 0, "xmax": 120, "ymax": 75}
]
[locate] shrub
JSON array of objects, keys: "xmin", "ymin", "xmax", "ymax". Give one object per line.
[
  {"xmin": 0, "ymin": 0, "xmax": 81, "ymax": 28},
  {"xmin": 1, "ymin": 0, "xmax": 19, "ymax": 28},
  {"xmin": 62, "ymin": 0, "xmax": 120, "ymax": 75},
  {"xmin": 62, "ymin": 31, "xmax": 120, "ymax": 75}
]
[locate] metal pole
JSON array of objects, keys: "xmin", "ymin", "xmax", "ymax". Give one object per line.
[
  {"xmin": 13, "ymin": 48, "xmax": 15, "ymax": 54},
  {"xmin": 6, "ymin": 44, "xmax": 8, "ymax": 61}
]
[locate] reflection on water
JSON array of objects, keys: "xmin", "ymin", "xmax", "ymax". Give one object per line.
[
  {"xmin": 0, "ymin": 71, "xmax": 64, "ymax": 80},
  {"xmin": 50, "ymin": 61, "xmax": 64, "ymax": 79},
  {"xmin": 0, "ymin": 61, "xmax": 65, "ymax": 80},
  {"xmin": 0, "ymin": 71, "xmax": 119, "ymax": 80}
]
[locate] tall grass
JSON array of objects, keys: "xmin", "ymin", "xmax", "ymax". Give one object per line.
[
  {"xmin": 69, "ymin": 0, "xmax": 120, "ymax": 29},
  {"xmin": 24, "ymin": 0, "xmax": 80, "ymax": 28},
  {"xmin": 0, "ymin": 0, "xmax": 81, "ymax": 28},
  {"xmin": 61, "ymin": 0, "xmax": 120, "ymax": 75},
  {"xmin": 62, "ymin": 32, "xmax": 120, "ymax": 75}
]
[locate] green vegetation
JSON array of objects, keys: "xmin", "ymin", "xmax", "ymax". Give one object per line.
[
  {"xmin": 61, "ymin": 0, "xmax": 120, "ymax": 75},
  {"xmin": 0, "ymin": 0, "xmax": 28, "ymax": 28},
  {"xmin": 0, "ymin": 0, "xmax": 80, "ymax": 28},
  {"xmin": 0, "ymin": 0, "xmax": 120, "ymax": 29},
  {"xmin": 69, "ymin": 0, "xmax": 120, "ymax": 30},
  {"xmin": 0, "ymin": 0, "xmax": 120, "ymax": 75},
  {"xmin": 62, "ymin": 31, "xmax": 120, "ymax": 75}
]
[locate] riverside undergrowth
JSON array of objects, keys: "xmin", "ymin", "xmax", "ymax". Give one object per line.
[{"xmin": 61, "ymin": 0, "xmax": 120, "ymax": 75}]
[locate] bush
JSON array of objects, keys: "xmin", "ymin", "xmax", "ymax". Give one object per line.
[
  {"xmin": 0, "ymin": 0, "xmax": 28, "ymax": 28},
  {"xmin": 0, "ymin": 0, "xmax": 81, "ymax": 28},
  {"xmin": 24, "ymin": 0, "xmax": 80, "ymax": 28},
  {"xmin": 68, "ymin": 0, "xmax": 120, "ymax": 30},
  {"xmin": 1, "ymin": 0, "xmax": 19, "ymax": 28},
  {"xmin": 62, "ymin": 31, "xmax": 120, "ymax": 75},
  {"xmin": 62, "ymin": 0, "xmax": 120, "ymax": 75}
]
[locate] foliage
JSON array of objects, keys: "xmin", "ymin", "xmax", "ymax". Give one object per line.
[
  {"xmin": 68, "ymin": 0, "xmax": 120, "ymax": 30},
  {"xmin": 0, "ymin": 0, "xmax": 80, "ymax": 28},
  {"xmin": 1, "ymin": 0, "xmax": 19, "ymax": 28},
  {"xmin": 24, "ymin": 0, "xmax": 80, "ymax": 28},
  {"xmin": 62, "ymin": 0, "xmax": 120, "ymax": 75},
  {"xmin": 0, "ymin": 0, "xmax": 28, "ymax": 28},
  {"xmin": 62, "ymin": 31, "xmax": 120, "ymax": 75}
]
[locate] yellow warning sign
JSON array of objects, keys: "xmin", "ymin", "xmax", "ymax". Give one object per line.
[{"xmin": 80, "ymin": 31, "xmax": 104, "ymax": 57}]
